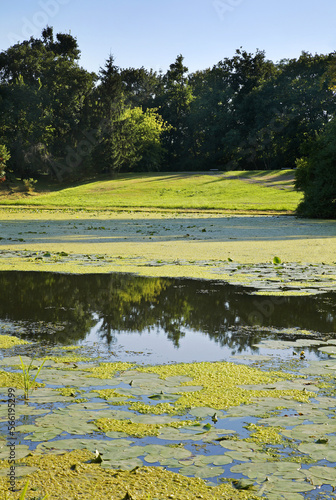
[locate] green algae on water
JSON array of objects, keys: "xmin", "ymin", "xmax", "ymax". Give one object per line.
[
  {"xmin": 136, "ymin": 361, "xmax": 312, "ymax": 411},
  {"xmin": 85, "ymin": 362, "xmax": 136, "ymax": 378},
  {"xmin": 0, "ymin": 449, "xmax": 260, "ymax": 500},
  {"xmin": 0, "ymin": 334, "xmax": 30, "ymax": 349},
  {"xmin": 95, "ymin": 417, "xmax": 194, "ymax": 438}
]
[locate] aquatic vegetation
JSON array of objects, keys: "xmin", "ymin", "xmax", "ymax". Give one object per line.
[
  {"xmin": 0, "ymin": 369, "xmax": 24, "ymax": 388},
  {"xmin": 0, "ymin": 450, "xmax": 260, "ymax": 500},
  {"xmin": 0, "ymin": 266, "xmax": 334, "ymax": 497},
  {"xmin": 0, "ymin": 208, "xmax": 334, "ymax": 295},
  {"xmin": 91, "ymin": 388, "xmax": 134, "ymax": 400},
  {"xmin": 19, "ymin": 356, "xmax": 46, "ymax": 400},
  {"xmin": 85, "ymin": 362, "xmax": 136, "ymax": 378},
  {"xmin": 0, "ymin": 334, "xmax": 30, "ymax": 349},
  {"xmin": 60, "ymin": 345, "xmax": 83, "ymax": 350},
  {"xmin": 54, "ymin": 387, "xmax": 84, "ymax": 397},
  {"xmin": 95, "ymin": 417, "xmax": 194, "ymax": 438},
  {"xmin": 244, "ymin": 423, "xmax": 285, "ymax": 445},
  {"xmin": 136, "ymin": 361, "xmax": 313, "ymax": 411},
  {"xmin": 15, "ymin": 481, "xmax": 48, "ymax": 500},
  {"xmin": 129, "ymin": 401, "xmax": 179, "ymax": 415},
  {"xmin": 41, "ymin": 354, "xmax": 91, "ymax": 363}
]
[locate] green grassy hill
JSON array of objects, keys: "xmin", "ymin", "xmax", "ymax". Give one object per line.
[{"xmin": 0, "ymin": 170, "xmax": 302, "ymax": 213}]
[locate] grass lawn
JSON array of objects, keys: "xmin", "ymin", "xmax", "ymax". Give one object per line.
[{"xmin": 0, "ymin": 170, "xmax": 302, "ymax": 213}]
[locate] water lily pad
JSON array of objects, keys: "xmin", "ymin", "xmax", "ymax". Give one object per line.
[
  {"xmin": 0, "ymin": 355, "xmax": 32, "ymax": 366},
  {"xmin": 192, "ymin": 454, "xmax": 232, "ymax": 466},
  {"xmin": 158, "ymin": 457, "xmax": 181, "ymax": 467},
  {"xmin": 304, "ymin": 465, "xmax": 336, "ymax": 486},
  {"xmin": 231, "ymin": 461, "xmax": 304, "ymax": 483},
  {"xmin": 260, "ymin": 492, "xmax": 305, "ymax": 500},
  {"xmin": 67, "ymin": 401, "xmax": 110, "ymax": 410},
  {"xmin": 143, "ymin": 444, "xmax": 192, "ymax": 460},
  {"xmin": 36, "ymin": 438, "xmax": 133, "ymax": 454},
  {"xmin": 233, "ymin": 478, "xmax": 257, "ymax": 491},
  {"xmin": 105, "ymin": 431, "xmax": 129, "ymax": 438},
  {"xmin": 25, "ymin": 427, "xmax": 63, "ymax": 441},
  {"xmin": 226, "ymin": 450, "xmax": 266, "ymax": 462},
  {"xmin": 256, "ymin": 478, "xmax": 314, "ymax": 500},
  {"xmin": 17, "ymin": 424, "xmax": 39, "ymax": 434},
  {"xmin": 219, "ymin": 440, "xmax": 262, "ymax": 452},
  {"xmin": 144, "ymin": 455, "xmax": 160, "ymax": 464},
  {"xmin": 318, "ymin": 346, "xmax": 336, "ymax": 354},
  {"xmin": 188, "ymin": 407, "xmax": 225, "ymax": 418},
  {"xmin": 0, "ymin": 444, "xmax": 30, "ymax": 460},
  {"xmin": 283, "ymin": 423, "xmax": 336, "ymax": 442},
  {"xmin": 179, "ymin": 464, "xmax": 224, "ymax": 478},
  {"xmin": 0, "ymin": 466, "xmax": 37, "ymax": 477},
  {"xmin": 298, "ymin": 441, "xmax": 336, "ymax": 462},
  {"xmin": 101, "ymin": 457, "xmax": 144, "ymax": 470}
]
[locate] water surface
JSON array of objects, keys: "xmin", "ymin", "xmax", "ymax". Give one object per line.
[{"xmin": 0, "ymin": 271, "xmax": 335, "ymax": 364}]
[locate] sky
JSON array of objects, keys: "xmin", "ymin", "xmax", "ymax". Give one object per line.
[{"xmin": 1, "ymin": 0, "xmax": 336, "ymax": 75}]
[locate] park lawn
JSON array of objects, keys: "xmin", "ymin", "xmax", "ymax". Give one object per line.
[{"xmin": 0, "ymin": 170, "xmax": 302, "ymax": 213}]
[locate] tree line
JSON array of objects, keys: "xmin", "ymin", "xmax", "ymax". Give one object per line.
[{"xmin": 0, "ymin": 27, "xmax": 335, "ymax": 217}]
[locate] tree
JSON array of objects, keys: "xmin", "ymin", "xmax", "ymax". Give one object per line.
[
  {"xmin": 90, "ymin": 107, "xmax": 169, "ymax": 174},
  {"xmin": 158, "ymin": 55, "xmax": 194, "ymax": 168},
  {"xmin": 121, "ymin": 67, "xmax": 160, "ymax": 110},
  {"xmin": 0, "ymin": 144, "xmax": 10, "ymax": 181},
  {"xmin": 120, "ymin": 107, "xmax": 170, "ymax": 171},
  {"xmin": 187, "ymin": 49, "xmax": 277, "ymax": 170},
  {"xmin": 295, "ymin": 117, "xmax": 336, "ymax": 218},
  {"xmin": 0, "ymin": 27, "xmax": 95, "ymax": 180}
]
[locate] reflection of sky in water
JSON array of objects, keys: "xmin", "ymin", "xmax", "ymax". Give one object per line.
[
  {"xmin": 80, "ymin": 322, "xmax": 240, "ymax": 364},
  {"xmin": 79, "ymin": 317, "xmax": 327, "ymax": 366}
]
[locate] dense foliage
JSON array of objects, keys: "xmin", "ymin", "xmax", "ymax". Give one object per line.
[
  {"xmin": 0, "ymin": 144, "xmax": 10, "ymax": 180},
  {"xmin": 0, "ymin": 27, "xmax": 335, "ymax": 216},
  {"xmin": 295, "ymin": 117, "xmax": 336, "ymax": 218}
]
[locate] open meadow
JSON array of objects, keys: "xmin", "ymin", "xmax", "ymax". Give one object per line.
[{"xmin": 0, "ymin": 170, "xmax": 301, "ymax": 212}]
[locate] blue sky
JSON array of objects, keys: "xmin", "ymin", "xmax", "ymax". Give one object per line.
[{"xmin": 1, "ymin": 0, "xmax": 336, "ymax": 75}]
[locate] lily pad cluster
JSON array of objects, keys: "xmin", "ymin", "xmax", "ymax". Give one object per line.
[{"xmin": 0, "ymin": 342, "xmax": 336, "ymax": 498}]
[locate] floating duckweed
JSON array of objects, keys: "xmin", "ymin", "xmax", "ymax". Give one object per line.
[
  {"xmin": 137, "ymin": 361, "xmax": 310, "ymax": 411},
  {"xmin": 0, "ymin": 450, "xmax": 260, "ymax": 500},
  {"xmin": 0, "ymin": 369, "xmax": 24, "ymax": 388},
  {"xmin": 91, "ymin": 388, "xmax": 133, "ymax": 400},
  {"xmin": 55, "ymin": 387, "xmax": 83, "ymax": 397},
  {"xmin": 0, "ymin": 334, "xmax": 30, "ymax": 349},
  {"xmin": 245, "ymin": 423, "xmax": 285, "ymax": 445},
  {"xmin": 60, "ymin": 345, "xmax": 83, "ymax": 350},
  {"xmin": 95, "ymin": 417, "xmax": 193, "ymax": 438},
  {"xmin": 129, "ymin": 401, "xmax": 179, "ymax": 415},
  {"xmin": 0, "ymin": 369, "xmax": 44, "ymax": 390},
  {"xmin": 42, "ymin": 354, "xmax": 91, "ymax": 363},
  {"xmin": 85, "ymin": 362, "xmax": 136, "ymax": 378}
]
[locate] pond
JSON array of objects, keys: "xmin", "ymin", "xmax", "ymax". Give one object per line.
[{"xmin": 0, "ymin": 271, "xmax": 336, "ymax": 499}]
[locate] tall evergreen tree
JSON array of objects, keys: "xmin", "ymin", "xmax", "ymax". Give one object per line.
[{"xmin": 158, "ymin": 55, "xmax": 194, "ymax": 168}]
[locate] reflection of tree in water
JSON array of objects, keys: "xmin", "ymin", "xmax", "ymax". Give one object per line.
[{"xmin": 0, "ymin": 272, "xmax": 334, "ymax": 350}]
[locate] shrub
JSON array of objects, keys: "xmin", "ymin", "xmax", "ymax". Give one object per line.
[{"xmin": 22, "ymin": 178, "xmax": 38, "ymax": 192}]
